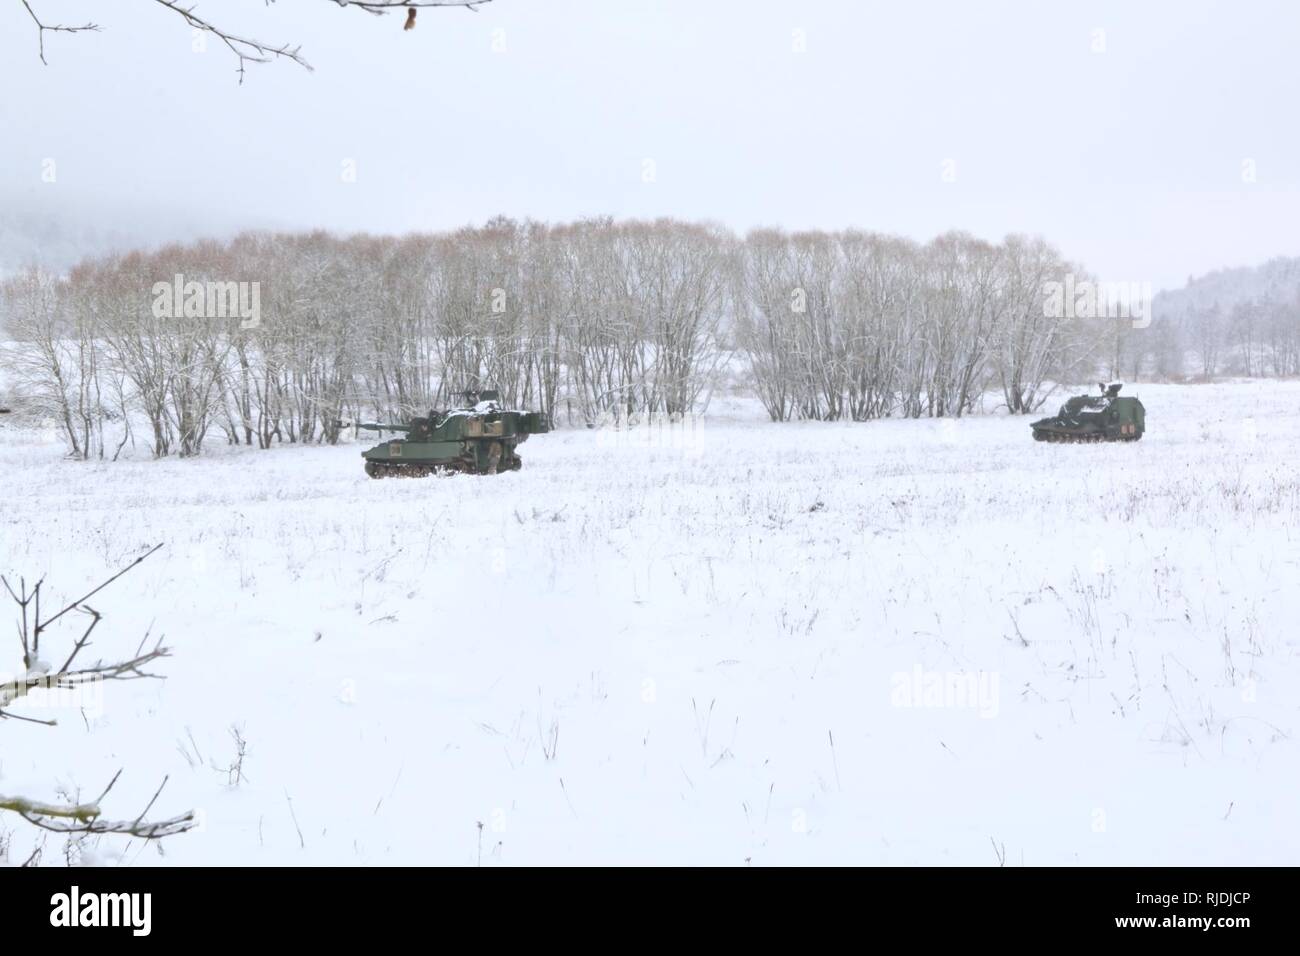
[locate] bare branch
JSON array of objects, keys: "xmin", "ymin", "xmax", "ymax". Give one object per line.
[
  {"xmin": 0, "ymin": 709, "xmax": 56, "ymax": 727},
  {"xmin": 1, "ymin": 543, "xmax": 167, "ymax": 724},
  {"xmin": 94, "ymin": 768, "xmax": 125, "ymax": 806},
  {"xmin": 56, "ymin": 605, "xmax": 102, "ymax": 674},
  {"xmin": 0, "ymin": 550, "xmax": 191, "ymax": 850},
  {"xmin": 20, "ymin": 0, "xmax": 99, "ymax": 66},
  {"xmin": 327, "ymin": 1, "xmax": 489, "ymax": 12},
  {"xmin": 37, "ymin": 542, "xmax": 164, "ymax": 644},
  {"xmin": 20, "ymin": 0, "xmax": 495, "ymax": 81},
  {"xmin": 150, "ymin": 0, "xmax": 312, "ymax": 84}
]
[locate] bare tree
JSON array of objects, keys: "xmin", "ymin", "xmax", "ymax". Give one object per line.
[
  {"xmin": 0, "ymin": 267, "xmax": 89, "ymax": 456},
  {"xmin": 1, "ymin": 218, "xmax": 1163, "ymax": 460}
]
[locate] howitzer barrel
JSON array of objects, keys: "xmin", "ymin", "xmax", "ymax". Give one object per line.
[{"xmin": 357, "ymin": 422, "xmax": 411, "ymax": 433}]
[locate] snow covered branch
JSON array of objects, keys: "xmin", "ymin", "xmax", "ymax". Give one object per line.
[
  {"xmin": 0, "ymin": 550, "xmax": 173, "ymax": 722},
  {"xmin": 0, "ymin": 773, "xmax": 194, "ymax": 840},
  {"xmin": 0, "ymin": 545, "xmax": 194, "ymax": 851}
]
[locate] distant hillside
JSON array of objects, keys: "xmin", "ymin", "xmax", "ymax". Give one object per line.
[
  {"xmin": 1155, "ymin": 257, "xmax": 1300, "ymax": 319},
  {"xmin": 0, "ymin": 207, "xmax": 132, "ymax": 278},
  {"xmin": 0, "ymin": 197, "xmax": 272, "ymax": 279},
  {"xmin": 1106, "ymin": 257, "xmax": 1300, "ymax": 381}
]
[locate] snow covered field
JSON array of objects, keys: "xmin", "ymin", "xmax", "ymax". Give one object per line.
[{"xmin": 2, "ymin": 381, "xmax": 1298, "ymax": 866}]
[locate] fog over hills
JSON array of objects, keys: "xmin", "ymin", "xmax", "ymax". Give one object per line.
[
  {"xmin": 1157, "ymin": 257, "xmax": 1300, "ymax": 316},
  {"xmin": 0, "ymin": 194, "xmax": 276, "ymax": 278}
]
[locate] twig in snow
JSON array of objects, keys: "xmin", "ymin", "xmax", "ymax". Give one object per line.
[
  {"xmin": 559, "ymin": 777, "xmax": 578, "ymax": 819},
  {"xmin": 990, "ymin": 837, "xmax": 1006, "ymax": 867},
  {"xmin": 285, "ymin": 790, "xmax": 305, "ymax": 848}
]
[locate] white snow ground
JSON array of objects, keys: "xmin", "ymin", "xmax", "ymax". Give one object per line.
[{"xmin": 1, "ymin": 381, "xmax": 1298, "ymax": 866}]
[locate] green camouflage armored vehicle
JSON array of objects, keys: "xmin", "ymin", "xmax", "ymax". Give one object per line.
[
  {"xmin": 357, "ymin": 389, "xmax": 550, "ymax": 478},
  {"xmin": 1031, "ymin": 383, "xmax": 1145, "ymax": 443}
]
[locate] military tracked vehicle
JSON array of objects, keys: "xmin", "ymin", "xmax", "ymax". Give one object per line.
[
  {"xmin": 357, "ymin": 390, "xmax": 549, "ymax": 478},
  {"xmin": 1030, "ymin": 383, "xmax": 1145, "ymax": 443}
]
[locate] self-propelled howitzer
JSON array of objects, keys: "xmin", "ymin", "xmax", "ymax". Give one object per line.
[
  {"xmin": 358, "ymin": 390, "xmax": 550, "ymax": 478},
  {"xmin": 1030, "ymin": 383, "xmax": 1145, "ymax": 443}
]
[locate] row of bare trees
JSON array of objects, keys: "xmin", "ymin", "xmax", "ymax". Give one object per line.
[
  {"xmin": 1097, "ymin": 297, "xmax": 1300, "ymax": 383},
  {"xmin": 1, "ymin": 217, "xmax": 1105, "ymax": 458},
  {"xmin": 1166, "ymin": 298, "xmax": 1300, "ymax": 380},
  {"xmin": 1, "ymin": 218, "xmax": 735, "ymax": 458},
  {"xmin": 1099, "ymin": 256, "xmax": 1300, "ymax": 382},
  {"xmin": 734, "ymin": 230, "xmax": 1093, "ymax": 421}
]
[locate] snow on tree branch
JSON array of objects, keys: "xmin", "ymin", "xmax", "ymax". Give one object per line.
[
  {"xmin": 0, "ymin": 772, "xmax": 194, "ymax": 840},
  {"xmin": 0, "ymin": 544, "xmax": 195, "ymax": 849}
]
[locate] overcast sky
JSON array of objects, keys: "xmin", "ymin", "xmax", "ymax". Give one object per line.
[{"xmin": 3, "ymin": 0, "xmax": 1298, "ymax": 290}]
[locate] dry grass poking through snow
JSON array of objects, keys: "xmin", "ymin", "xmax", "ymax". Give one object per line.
[{"xmin": 1, "ymin": 381, "xmax": 1298, "ymax": 864}]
